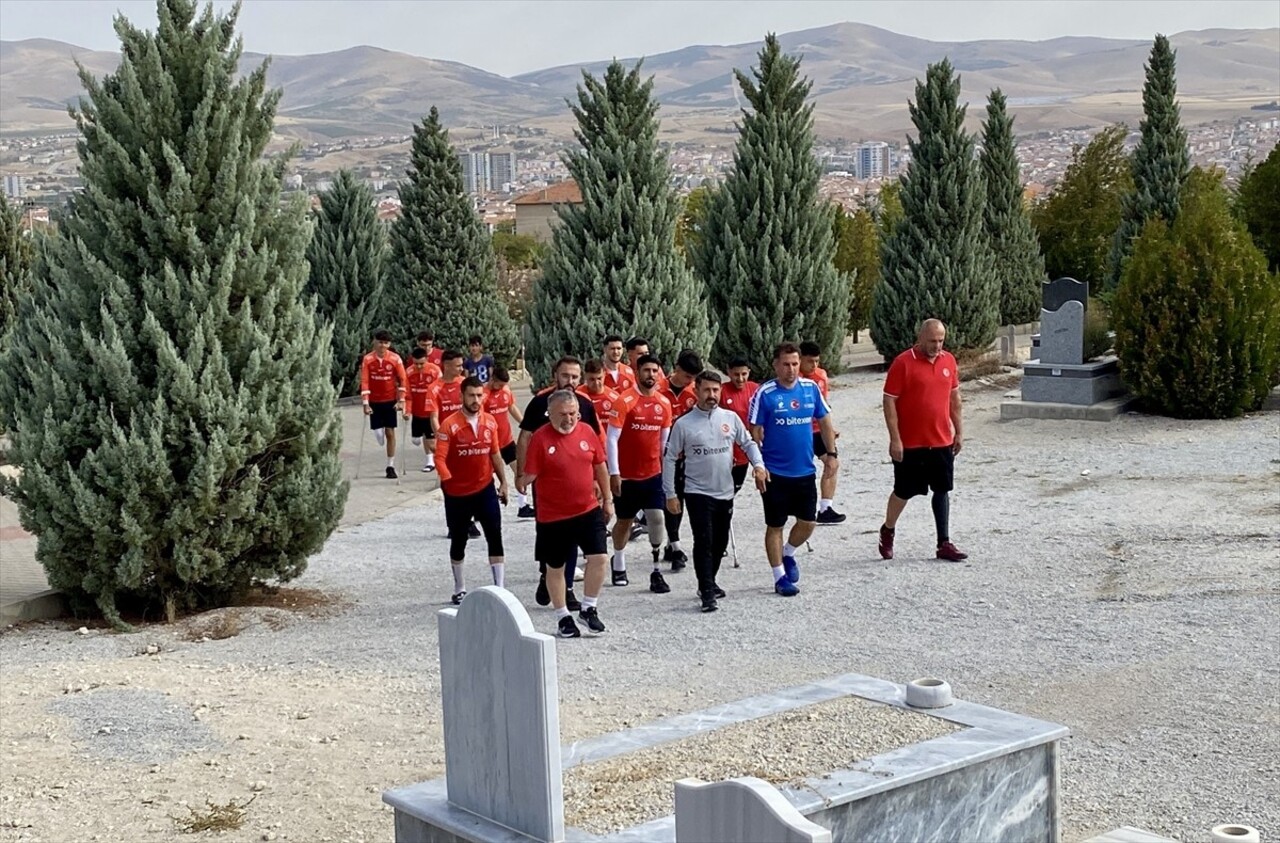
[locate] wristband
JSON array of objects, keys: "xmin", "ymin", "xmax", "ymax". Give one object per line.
[{"xmin": 828, "ymin": 449, "xmax": 838, "ymax": 458}]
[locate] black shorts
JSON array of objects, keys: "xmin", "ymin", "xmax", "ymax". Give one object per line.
[
  {"xmin": 893, "ymin": 447, "xmax": 955, "ymax": 499},
  {"xmin": 443, "ymin": 484, "xmax": 504, "ymax": 558},
  {"xmin": 536, "ymin": 508, "xmax": 608, "ymax": 567},
  {"xmin": 731, "ymin": 463, "xmax": 749, "ymax": 493},
  {"xmin": 500, "ymin": 442, "xmax": 517, "ymax": 465},
  {"xmin": 812, "ymin": 432, "xmax": 827, "ymax": 458},
  {"xmin": 369, "ymin": 401, "xmax": 398, "ymax": 431},
  {"xmin": 616, "ymin": 474, "xmax": 665, "ymax": 520},
  {"xmin": 411, "ymin": 416, "xmax": 435, "ymax": 439},
  {"xmin": 760, "ymin": 473, "xmax": 818, "ymax": 528}
]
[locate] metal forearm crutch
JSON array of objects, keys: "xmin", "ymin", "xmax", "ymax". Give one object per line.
[{"xmin": 729, "ymin": 520, "xmax": 740, "ymax": 568}]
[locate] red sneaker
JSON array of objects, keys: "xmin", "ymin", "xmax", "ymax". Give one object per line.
[
  {"xmin": 878, "ymin": 525, "xmax": 895, "ymax": 560},
  {"xmin": 936, "ymin": 541, "xmax": 969, "ymax": 562}
]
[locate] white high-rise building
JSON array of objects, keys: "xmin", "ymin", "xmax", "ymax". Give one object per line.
[
  {"xmin": 487, "ymin": 151, "xmax": 517, "ymax": 193},
  {"xmin": 855, "ymin": 142, "xmax": 891, "ymax": 180},
  {"xmin": 457, "ymin": 151, "xmax": 490, "ymax": 194},
  {"xmin": 3, "ymin": 174, "xmax": 26, "ymax": 199}
]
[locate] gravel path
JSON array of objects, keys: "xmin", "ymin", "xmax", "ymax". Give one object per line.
[{"xmin": 1, "ymin": 371, "xmax": 1277, "ymax": 843}]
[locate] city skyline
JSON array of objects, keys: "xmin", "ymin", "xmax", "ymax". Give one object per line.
[{"xmin": 0, "ymin": 0, "xmax": 1276, "ymax": 77}]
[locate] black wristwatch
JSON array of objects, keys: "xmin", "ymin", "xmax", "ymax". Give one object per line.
[{"xmin": 828, "ymin": 449, "xmax": 838, "ymax": 458}]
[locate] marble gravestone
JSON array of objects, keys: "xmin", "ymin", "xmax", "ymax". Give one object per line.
[
  {"xmin": 675, "ymin": 777, "xmax": 832, "ymax": 843},
  {"xmin": 437, "ymin": 587, "xmax": 564, "ymax": 842},
  {"xmin": 1031, "ymin": 277, "xmax": 1088, "ymax": 361},
  {"xmin": 1038, "ymin": 299, "xmax": 1085, "ymax": 365}
]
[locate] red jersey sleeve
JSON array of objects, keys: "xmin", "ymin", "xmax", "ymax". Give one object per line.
[
  {"xmin": 524, "ymin": 431, "xmax": 544, "ymax": 477},
  {"xmin": 393, "ymin": 357, "xmax": 408, "ymax": 396},
  {"xmin": 590, "ymin": 427, "xmax": 606, "ymax": 465},
  {"xmin": 359, "ymin": 354, "xmax": 372, "ymax": 398},
  {"xmin": 949, "ymin": 354, "xmax": 960, "ymax": 390},
  {"xmin": 434, "ymin": 419, "xmax": 454, "ymax": 483}
]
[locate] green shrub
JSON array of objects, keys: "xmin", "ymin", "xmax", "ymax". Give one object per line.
[{"xmin": 1112, "ymin": 168, "xmax": 1280, "ymax": 419}]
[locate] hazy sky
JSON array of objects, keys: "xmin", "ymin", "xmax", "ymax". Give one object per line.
[{"xmin": 1, "ymin": 0, "xmax": 1277, "ymax": 76}]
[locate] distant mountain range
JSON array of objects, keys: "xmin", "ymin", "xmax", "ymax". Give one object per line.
[{"xmin": 2, "ymin": 23, "xmax": 1277, "ymax": 140}]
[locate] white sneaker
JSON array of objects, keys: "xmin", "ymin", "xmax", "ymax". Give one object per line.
[
  {"xmin": 573, "ymin": 568, "xmax": 585, "ymax": 582},
  {"xmin": 422, "ymin": 464, "xmax": 432, "ymax": 472},
  {"xmin": 411, "ymin": 436, "xmax": 422, "ymax": 447},
  {"xmin": 373, "ymin": 428, "xmax": 386, "ymax": 447}
]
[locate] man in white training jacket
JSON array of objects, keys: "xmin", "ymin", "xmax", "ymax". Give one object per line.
[{"xmin": 663, "ymin": 370, "xmax": 768, "ymax": 613}]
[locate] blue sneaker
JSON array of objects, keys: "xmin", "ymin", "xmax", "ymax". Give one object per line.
[
  {"xmin": 774, "ymin": 577, "xmax": 799, "ymax": 597},
  {"xmin": 782, "ymin": 555, "xmax": 800, "ymax": 584}
]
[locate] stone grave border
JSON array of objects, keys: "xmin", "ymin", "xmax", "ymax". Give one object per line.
[{"xmin": 385, "ymin": 667, "xmax": 1068, "ymax": 842}]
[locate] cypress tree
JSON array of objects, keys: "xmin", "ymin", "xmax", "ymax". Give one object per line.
[
  {"xmin": 1235, "ymin": 143, "xmax": 1280, "ymax": 273},
  {"xmin": 0, "ymin": 200, "xmax": 33, "ymax": 349},
  {"xmin": 980, "ymin": 89, "xmax": 1046, "ymax": 325},
  {"xmin": 870, "ymin": 59, "xmax": 998, "ymax": 359},
  {"xmin": 693, "ymin": 34, "xmax": 848, "ymax": 375},
  {"xmin": 525, "ymin": 61, "xmax": 712, "ymax": 378},
  {"xmin": 386, "ymin": 108, "xmax": 519, "ymax": 362},
  {"xmin": 0, "ymin": 0, "xmax": 346, "ymax": 625},
  {"xmin": 306, "ymin": 170, "xmax": 386, "ymax": 395},
  {"xmin": 1107, "ymin": 34, "xmax": 1190, "ymax": 289}
]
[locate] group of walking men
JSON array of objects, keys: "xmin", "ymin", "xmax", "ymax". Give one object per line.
[{"xmin": 358, "ymin": 320, "xmax": 967, "ymax": 639}]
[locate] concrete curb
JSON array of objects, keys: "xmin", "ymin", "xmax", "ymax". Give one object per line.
[{"xmin": 1, "ymin": 588, "xmax": 66, "ymax": 627}]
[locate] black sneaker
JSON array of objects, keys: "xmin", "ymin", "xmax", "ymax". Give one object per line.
[
  {"xmin": 650, "ymin": 571, "xmax": 671, "ymax": 594},
  {"xmin": 535, "ymin": 575, "xmax": 550, "ymax": 606},
  {"xmin": 699, "ymin": 591, "xmax": 718, "ymax": 613},
  {"xmin": 451, "ymin": 590, "xmax": 466, "ymax": 605},
  {"xmin": 816, "ymin": 507, "xmax": 847, "ymax": 525},
  {"xmin": 385, "ymin": 466, "xmax": 398, "ymax": 479},
  {"xmin": 630, "ymin": 521, "xmax": 647, "ymax": 542},
  {"xmin": 578, "ymin": 607, "xmax": 605, "ymax": 633},
  {"xmin": 557, "ymin": 615, "xmax": 581, "ymax": 638},
  {"xmin": 517, "ymin": 504, "xmax": 535, "ymax": 519},
  {"xmin": 712, "ymin": 584, "xmax": 726, "ymax": 599},
  {"xmin": 467, "ymin": 522, "xmax": 481, "ymax": 538},
  {"xmin": 611, "ymin": 569, "xmax": 629, "ymax": 587},
  {"xmin": 663, "ymin": 546, "xmax": 688, "ymax": 571},
  {"xmin": 565, "ymin": 589, "xmax": 581, "ymax": 611}
]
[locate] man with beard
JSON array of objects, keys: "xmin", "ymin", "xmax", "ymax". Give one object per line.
[
  {"xmin": 664, "ymin": 370, "xmax": 767, "ymax": 612},
  {"xmin": 518, "ymin": 391, "xmax": 613, "ymax": 638},
  {"xmin": 601, "ymin": 334, "xmax": 635, "ymax": 393},
  {"xmin": 434, "ymin": 378, "xmax": 509, "ymax": 605},
  {"xmin": 606, "ymin": 355, "xmax": 674, "ymax": 593}
]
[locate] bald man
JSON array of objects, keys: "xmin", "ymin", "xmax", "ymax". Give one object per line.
[{"xmin": 880, "ymin": 319, "xmax": 968, "ymax": 562}]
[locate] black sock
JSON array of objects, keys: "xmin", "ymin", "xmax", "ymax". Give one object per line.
[{"xmin": 931, "ymin": 492, "xmax": 950, "ymax": 545}]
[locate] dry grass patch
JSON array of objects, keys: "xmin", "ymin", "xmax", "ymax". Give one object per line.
[{"xmin": 173, "ymin": 795, "xmax": 255, "ymax": 834}]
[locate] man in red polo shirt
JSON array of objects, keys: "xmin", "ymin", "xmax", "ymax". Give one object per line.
[
  {"xmin": 880, "ymin": 318, "xmax": 967, "ymax": 562},
  {"xmin": 435, "ymin": 378, "xmax": 509, "ymax": 604},
  {"xmin": 518, "ymin": 390, "xmax": 614, "ymax": 639},
  {"xmin": 721, "ymin": 354, "xmax": 759, "ymax": 495},
  {"xmin": 360, "ymin": 330, "xmax": 409, "ymax": 479}
]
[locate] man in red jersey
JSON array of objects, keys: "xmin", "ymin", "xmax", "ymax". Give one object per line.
[
  {"xmin": 360, "ymin": 329, "xmax": 408, "ymax": 479},
  {"xmin": 431, "ymin": 350, "xmax": 466, "ymax": 432},
  {"xmin": 601, "ymin": 334, "xmax": 635, "ymax": 393},
  {"xmin": 658, "ymin": 349, "xmax": 702, "ymax": 569},
  {"xmin": 879, "ymin": 319, "xmax": 967, "ymax": 563},
  {"xmin": 720, "ymin": 354, "xmax": 759, "ymax": 495},
  {"xmin": 405, "ymin": 347, "xmax": 442, "ymax": 472},
  {"xmin": 434, "ymin": 378, "xmax": 509, "ymax": 604},
  {"xmin": 484, "ymin": 366, "xmax": 525, "ymax": 505},
  {"xmin": 578, "ymin": 359, "xmax": 629, "ymax": 446},
  {"xmin": 800, "ymin": 341, "xmax": 846, "ymax": 525},
  {"xmin": 417, "ymin": 330, "xmax": 443, "ymax": 367},
  {"xmin": 518, "ymin": 390, "xmax": 613, "ymax": 639},
  {"xmin": 606, "ymin": 355, "xmax": 675, "ymax": 593}
]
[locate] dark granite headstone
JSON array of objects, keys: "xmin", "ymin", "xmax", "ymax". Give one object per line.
[{"xmin": 1042, "ymin": 277, "xmax": 1089, "ymax": 313}]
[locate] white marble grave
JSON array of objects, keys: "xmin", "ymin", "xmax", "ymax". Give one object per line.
[
  {"xmin": 675, "ymin": 777, "xmax": 832, "ymax": 843},
  {"xmin": 438, "ymin": 587, "xmax": 564, "ymax": 842}
]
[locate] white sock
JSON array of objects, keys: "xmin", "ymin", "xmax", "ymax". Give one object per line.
[
  {"xmin": 490, "ymin": 563, "xmax": 504, "ymax": 587},
  {"xmin": 411, "ymin": 436, "xmax": 422, "ymax": 447},
  {"xmin": 426, "ymin": 451, "xmax": 435, "ymax": 467},
  {"xmin": 555, "ymin": 607, "xmax": 571, "ymax": 620},
  {"xmin": 668, "ymin": 541, "xmax": 682, "ymax": 553},
  {"xmin": 517, "ymin": 492, "xmax": 528, "ymax": 506},
  {"xmin": 451, "ymin": 562, "xmax": 464, "ymax": 592},
  {"xmin": 581, "ymin": 596, "xmax": 597, "ymax": 609},
  {"xmin": 820, "ymin": 498, "xmax": 832, "ymax": 512},
  {"xmin": 771, "ymin": 565, "xmax": 787, "ymax": 583},
  {"xmin": 612, "ymin": 550, "xmax": 626, "ymax": 572},
  {"xmin": 783, "ymin": 543, "xmax": 798, "ymax": 558}
]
